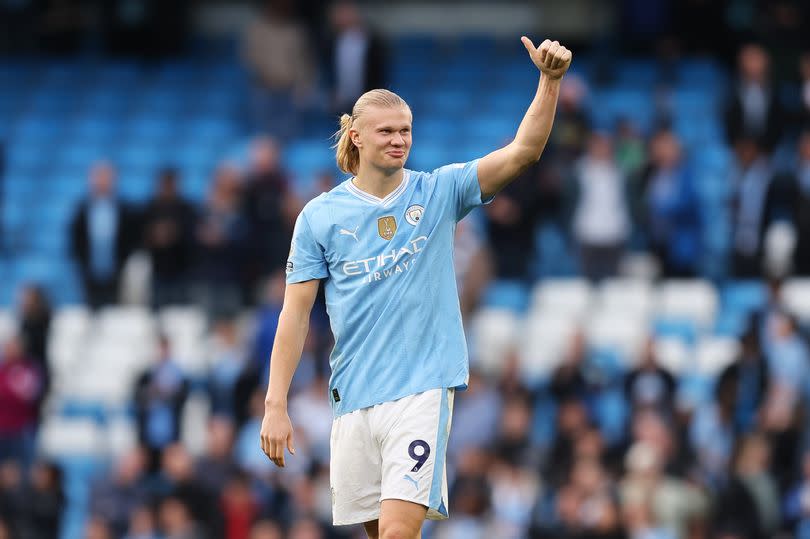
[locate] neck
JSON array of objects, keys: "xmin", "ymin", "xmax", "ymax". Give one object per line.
[{"xmin": 352, "ymin": 165, "xmax": 404, "ymax": 199}]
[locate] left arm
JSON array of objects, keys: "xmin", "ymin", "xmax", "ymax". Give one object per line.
[{"xmin": 478, "ymin": 38, "xmax": 572, "ymax": 200}]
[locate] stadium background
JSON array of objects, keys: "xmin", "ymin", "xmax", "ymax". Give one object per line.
[{"xmin": 2, "ymin": 0, "xmax": 810, "ymax": 538}]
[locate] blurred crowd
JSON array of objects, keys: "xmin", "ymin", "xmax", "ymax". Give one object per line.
[{"xmin": 2, "ymin": 0, "xmax": 810, "ymax": 538}]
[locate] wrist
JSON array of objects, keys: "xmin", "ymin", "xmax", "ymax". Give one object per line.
[{"xmin": 265, "ymin": 396, "xmax": 288, "ymax": 409}]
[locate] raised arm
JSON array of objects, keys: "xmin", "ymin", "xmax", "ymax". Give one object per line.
[
  {"xmin": 477, "ymin": 38, "xmax": 572, "ymax": 200},
  {"xmin": 260, "ymin": 278, "xmax": 320, "ymax": 467}
]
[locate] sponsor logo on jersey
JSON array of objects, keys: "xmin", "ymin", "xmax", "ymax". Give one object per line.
[
  {"xmin": 378, "ymin": 216, "xmax": 397, "ymax": 240},
  {"xmin": 405, "ymin": 205, "xmax": 424, "ymax": 226}
]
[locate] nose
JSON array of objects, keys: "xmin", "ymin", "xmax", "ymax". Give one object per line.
[{"xmin": 391, "ymin": 132, "xmax": 405, "ymax": 147}]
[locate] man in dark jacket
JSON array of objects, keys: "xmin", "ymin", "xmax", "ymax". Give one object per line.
[{"xmin": 69, "ymin": 162, "xmax": 138, "ymax": 309}]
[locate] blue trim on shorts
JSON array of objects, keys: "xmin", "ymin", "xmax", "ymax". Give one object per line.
[{"xmin": 429, "ymin": 388, "xmax": 450, "ymax": 516}]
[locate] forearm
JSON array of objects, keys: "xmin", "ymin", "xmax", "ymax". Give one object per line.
[
  {"xmin": 510, "ymin": 74, "xmax": 562, "ymax": 164},
  {"xmin": 264, "ymin": 307, "xmax": 310, "ymax": 408}
]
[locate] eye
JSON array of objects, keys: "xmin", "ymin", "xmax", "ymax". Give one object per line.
[{"xmin": 380, "ymin": 129, "xmax": 391, "ymax": 134}]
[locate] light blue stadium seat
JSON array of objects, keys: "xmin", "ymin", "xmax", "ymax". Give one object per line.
[
  {"xmin": 482, "ymin": 279, "xmax": 530, "ymax": 312},
  {"xmin": 653, "ymin": 318, "xmax": 698, "ymax": 345}
]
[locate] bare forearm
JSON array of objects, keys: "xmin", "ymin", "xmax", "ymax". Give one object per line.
[
  {"xmin": 265, "ymin": 307, "xmax": 309, "ymax": 407},
  {"xmin": 511, "ymin": 75, "xmax": 562, "ymax": 163}
]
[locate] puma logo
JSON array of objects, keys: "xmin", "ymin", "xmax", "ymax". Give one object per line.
[
  {"xmin": 339, "ymin": 226, "xmax": 359, "ymax": 241},
  {"xmin": 403, "ymin": 474, "xmax": 419, "ymax": 490}
]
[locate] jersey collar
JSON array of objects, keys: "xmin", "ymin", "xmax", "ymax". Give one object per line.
[{"xmin": 345, "ymin": 170, "xmax": 410, "ymax": 207}]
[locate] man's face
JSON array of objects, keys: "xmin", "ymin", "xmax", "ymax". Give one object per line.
[{"xmin": 352, "ymin": 105, "xmax": 412, "ymax": 175}]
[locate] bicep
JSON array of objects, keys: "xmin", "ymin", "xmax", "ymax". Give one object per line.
[
  {"xmin": 281, "ymin": 279, "xmax": 320, "ymax": 323},
  {"xmin": 477, "ymin": 144, "xmax": 531, "ymax": 200}
]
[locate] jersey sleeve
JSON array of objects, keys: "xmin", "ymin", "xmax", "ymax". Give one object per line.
[
  {"xmin": 438, "ymin": 159, "xmax": 493, "ymax": 221},
  {"xmin": 286, "ymin": 208, "xmax": 328, "ymax": 284}
]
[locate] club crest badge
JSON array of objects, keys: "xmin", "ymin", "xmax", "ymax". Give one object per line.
[
  {"xmin": 377, "ymin": 216, "xmax": 397, "ymax": 240},
  {"xmin": 405, "ymin": 205, "xmax": 424, "ymax": 226}
]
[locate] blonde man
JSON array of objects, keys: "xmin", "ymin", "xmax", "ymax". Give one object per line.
[{"xmin": 261, "ymin": 37, "xmax": 572, "ymax": 538}]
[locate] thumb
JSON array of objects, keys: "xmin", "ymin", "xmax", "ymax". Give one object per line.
[
  {"xmin": 287, "ymin": 431, "xmax": 296, "ymax": 455},
  {"xmin": 521, "ymin": 36, "xmax": 535, "ymax": 54}
]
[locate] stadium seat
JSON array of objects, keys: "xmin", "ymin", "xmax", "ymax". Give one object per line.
[
  {"xmin": 529, "ymin": 278, "xmax": 592, "ymax": 319},
  {"xmin": 585, "ymin": 311, "xmax": 648, "ymax": 367},
  {"xmin": 597, "ymin": 278, "xmax": 654, "ymax": 318},
  {"xmin": 38, "ymin": 417, "xmax": 106, "ymax": 458},
  {"xmin": 655, "ymin": 279, "xmax": 718, "ymax": 329},
  {"xmin": 96, "ymin": 306, "xmax": 157, "ymax": 343},
  {"xmin": 653, "ymin": 337, "xmax": 691, "ymax": 375},
  {"xmin": 0, "ymin": 310, "xmax": 19, "ymax": 343},
  {"xmin": 519, "ymin": 312, "xmax": 579, "ymax": 382},
  {"xmin": 469, "ymin": 307, "xmax": 520, "ymax": 377},
  {"xmin": 781, "ymin": 278, "xmax": 810, "ymax": 321},
  {"xmin": 695, "ymin": 336, "xmax": 740, "ymax": 377}
]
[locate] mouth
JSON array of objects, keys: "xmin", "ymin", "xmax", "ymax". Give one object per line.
[{"xmin": 386, "ymin": 150, "xmax": 405, "ymax": 158}]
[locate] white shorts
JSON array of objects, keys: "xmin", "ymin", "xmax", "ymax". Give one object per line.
[{"xmin": 330, "ymin": 387, "xmax": 455, "ymax": 526}]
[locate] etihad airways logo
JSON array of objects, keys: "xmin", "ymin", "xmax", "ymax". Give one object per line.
[{"xmin": 343, "ymin": 235, "xmax": 427, "ymax": 284}]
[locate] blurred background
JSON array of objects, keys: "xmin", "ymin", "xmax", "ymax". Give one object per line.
[{"xmin": 1, "ymin": 0, "xmax": 810, "ymax": 538}]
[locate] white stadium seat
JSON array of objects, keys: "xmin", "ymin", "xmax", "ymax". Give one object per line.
[
  {"xmin": 586, "ymin": 311, "xmax": 649, "ymax": 367},
  {"xmin": 39, "ymin": 417, "xmax": 106, "ymax": 457},
  {"xmin": 469, "ymin": 307, "xmax": 520, "ymax": 377},
  {"xmin": 653, "ymin": 337, "xmax": 691, "ymax": 375},
  {"xmin": 696, "ymin": 336, "xmax": 740, "ymax": 377},
  {"xmin": 96, "ymin": 306, "xmax": 157, "ymax": 343},
  {"xmin": 597, "ymin": 278, "xmax": 654, "ymax": 318},
  {"xmin": 529, "ymin": 278, "xmax": 593, "ymax": 319},
  {"xmin": 655, "ymin": 279, "xmax": 718, "ymax": 329},
  {"xmin": 0, "ymin": 310, "xmax": 18, "ymax": 343},
  {"xmin": 50, "ymin": 306, "xmax": 91, "ymax": 340},
  {"xmin": 782, "ymin": 278, "xmax": 810, "ymax": 321},
  {"xmin": 519, "ymin": 312, "xmax": 579, "ymax": 382}
]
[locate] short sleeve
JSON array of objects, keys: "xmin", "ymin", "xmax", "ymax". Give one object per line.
[
  {"xmin": 286, "ymin": 209, "xmax": 328, "ymax": 284},
  {"xmin": 441, "ymin": 159, "xmax": 493, "ymax": 221}
]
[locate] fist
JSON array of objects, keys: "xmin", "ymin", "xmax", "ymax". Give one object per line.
[{"xmin": 521, "ymin": 37, "xmax": 572, "ymax": 79}]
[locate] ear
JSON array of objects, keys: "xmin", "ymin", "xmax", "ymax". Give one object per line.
[{"xmin": 350, "ymin": 128, "xmax": 362, "ymax": 148}]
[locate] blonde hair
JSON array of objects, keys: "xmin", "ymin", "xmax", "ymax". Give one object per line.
[{"xmin": 333, "ymin": 89, "xmax": 411, "ymax": 175}]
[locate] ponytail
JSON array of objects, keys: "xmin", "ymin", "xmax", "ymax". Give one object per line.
[{"xmin": 334, "ymin": 113, "xmax": 359, "ymax": 175}]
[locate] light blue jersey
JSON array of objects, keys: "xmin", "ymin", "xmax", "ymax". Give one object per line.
[{"xmin": 286, "ymin": 160, "xmax": 491, "ymax": 416}]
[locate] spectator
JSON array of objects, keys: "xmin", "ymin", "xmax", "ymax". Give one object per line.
[
  {"xmin": 193, "ymin": 164, "xmax": 248, "ymax": 319},
  {"xmin": 547, "ymin": 74, "xmax": 590, "ymax": 162},
  {"xmin": 288, "ymin": 375, "xmax": 332, "ymax": 464},
  {"xmin": 133, "ymin": 334, "xmax": 189, "ymax": 469},
  {"xmin": 718, "ymin": 324, "xmax": 770, "ymax": 434},
  {"xmin": 85, "ymin": 516, "xmax": 114, "ymax": 539},
  {"xmin": 787, "ymin": 130, "xmax": 810, "ymax": 275},
  {"xmin": 554, "ymin": 457, "xmax": 623, "ymax": 539},
  {"xmin": 483, "ymin": 160, "xmax": 554, "ymax": 281},
  {"xmin": 15, "ymin": 461, "xmax": 65, "ymax": 539},
  {"xmin": 158, "ymin": 496, "xmax": 203, "ymax": 539},
  {"xmin": 249, "ymin": 519, "xmax": 283, "ymax": 539},
  {"xmin": 207, "ymin": 316, "xmax": 249, "ymax": 418},
  {"xmin": 123, "ymin": 505, "xmax": 159, "ymax": 539},
  {"xmin": 713, "ymin": 434, "xmax": 780, "ymax": 539},
  {"xmin": 221, "ymin": 471, "xmax": 260, "ymax": 539},
  {"xmin": 0, "ymin": 336, "xmax": 43, "ymax": 468},
  {"xmin": 0, "ymin": 518, "xmax": 9, "ymax": 539},
  {"xmin": 0, "ymin": 460, "xmax": 23, "ymax": 534},
  {"xmin": 725, "ymin": 44, "xmax": 785, "ymax": 151},
  {"xmin": 619, "ymin": 443, "xmax": 707, "ymax": 539},
  {"xmin": 241, "ymin": 0, "xmax": 314, "ymax": 138},
  {"xmin": 639, "ymin": 130, "xmax": 700, "ymax": 277},
  {"xmin": 158, "ymin": 444, "xmax": 220, "ymax": 536},
  {"xmin": 326, "ymin": 0, "xmax": 386, "ymax": 114},
  {"xmin": 570, "ymin": 132, "xmax": 630, "ymax": 281},
  {"xmin": 800, "ymin": 53, "xmax": 810, "ymax": 129},
  {"xmin": 142, "ymin": 168, "xmax": 195, "ymax": 310},
  {"xmin": 785, "ymin": 450, "xmax": 810, "ymax": 534},
  {"xmin": 690, "ymin": 372, "xmax": 737, "ymax": 484},
  {"xmin": 624, "ymin": 339, "xmax": 676, "ymax": 415},
  {"xmin": 89, "ymin": 447, "xmax": 151, "ymax": 537},
  {"xmin": 729, "ymin": 137, "xmax": 779, "ymax": 277},
  {"xmin": 16, "ymin": 284, "xmax": 51, "ymax": 416},
  {"xmin": 69, "ymin": 161, "xmax": 138, "ymax": 309},
  {"xmin": 241, "ymin": 137, "xmax": 299, "ymax": 288},
  {"xmin": 195, "ymin": 416, "xmax": 238, "ymax": 496},
  {"xmin": 16, "ymin": 283, "xmax": 50, "ymax": 373}
]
